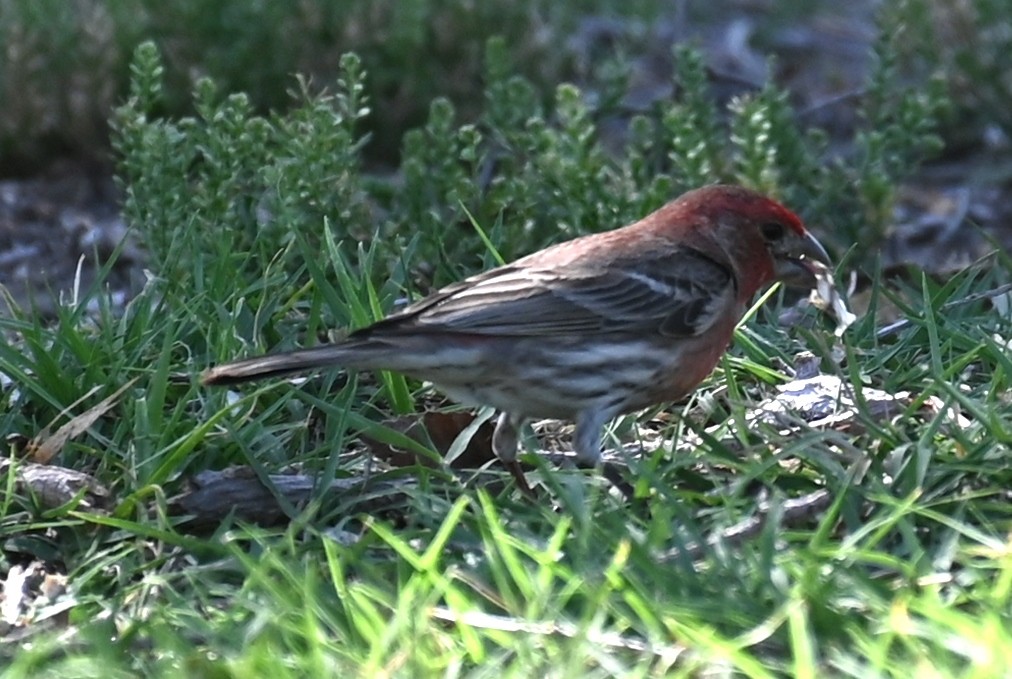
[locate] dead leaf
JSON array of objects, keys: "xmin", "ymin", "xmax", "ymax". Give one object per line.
[
  {"xmin": 808, "ymin": 261, "xmax": 857, "ymax": 337},
  {"xmin": 28, "ymin": 377, "xmax": 138, "ymax": 464},
  {"xmin": 363, "ymin": 411, "xmax": 496, "ymax": 469}
]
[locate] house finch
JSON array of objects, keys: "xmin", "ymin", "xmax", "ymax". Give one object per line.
[{"xmin": 203, "ymin": 185, "xmax": 830, "ymax": 477}]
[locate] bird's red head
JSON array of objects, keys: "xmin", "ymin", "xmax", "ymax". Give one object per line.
[
  {"xmin": 675, "ymin": 184, "xmax": 806, "ymax": 236},
  {"xmin": 663, "ymin": 185, "xmax": 830, "ymax": 296}
]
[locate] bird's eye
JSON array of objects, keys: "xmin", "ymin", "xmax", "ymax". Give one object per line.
[{"xmin": 760, "ymin": 221, "xmax": 785, "ymax": 241}]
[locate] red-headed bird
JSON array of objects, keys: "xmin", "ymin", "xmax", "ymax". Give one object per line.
[{"xmin": 203, "ymin": 185, "xmax": 830, "ymax": 475}]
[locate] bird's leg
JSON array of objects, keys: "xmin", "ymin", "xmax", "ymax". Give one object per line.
[
  {"xmin": 492, "ymin": 411, "xmax": 519, "ymax": 462},
  {"xmin": 493, "ymin": 411, "xmax": 534, "ymax": 497},
  {"xmin": 573, "ymin": 408, "xmax": 611, "ymax": 466},
  {"xmin": 574, "ymin": 407, "xmax": 635, "ymax": 500}
]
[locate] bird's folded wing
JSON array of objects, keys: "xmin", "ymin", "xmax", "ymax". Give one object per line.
[{"xmin": 370, "ymin": 250, "xmax": 735, "ymax": 338}]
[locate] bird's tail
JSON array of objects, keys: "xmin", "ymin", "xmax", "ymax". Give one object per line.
[{"xmin": 201, "ymin": 343, "xmax": 376, "ymax": 386}]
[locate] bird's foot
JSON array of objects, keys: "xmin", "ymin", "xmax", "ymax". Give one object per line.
[
  {"xmin": 590, "ymin": 460, "xmax": 636, "ymax": 502},
  {"xmin": 504, "ymin": 459, "xmax": 537, "ymax": 499}
]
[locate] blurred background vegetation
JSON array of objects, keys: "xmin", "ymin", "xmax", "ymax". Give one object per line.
[
  {"xmin": 0, "ymin": 0, "xmax": 1008, "ymax": 174},
  {"xmin": 1, "ymin": 0, "xmax": 667, "ymax": 172}
]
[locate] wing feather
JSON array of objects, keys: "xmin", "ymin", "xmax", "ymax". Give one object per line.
[{"xmin": 360, "ymin": 249, "xmax": 736, "ymax": 339}]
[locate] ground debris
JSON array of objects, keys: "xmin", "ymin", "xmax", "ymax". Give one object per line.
[
  {"xmin": 169, "ymin": 465, "xmax": 415, "ymax": 530},
  {"xmin": 1, "ymin": 459, "xmax": 111, "ymax": 511}
]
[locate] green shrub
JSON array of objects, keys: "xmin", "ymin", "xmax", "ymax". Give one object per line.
[
  {"xmin": 113, "ymin": 20, "xmax": 947, "ymax": 317},
  {"xmin": 884, "ymin": 0, "xmax": 1012, "ymax": 142}
]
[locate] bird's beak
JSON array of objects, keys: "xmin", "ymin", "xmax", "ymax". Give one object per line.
[{"xmin": 774, "ymin": 231, "xmax": 832, "ymax": 288}]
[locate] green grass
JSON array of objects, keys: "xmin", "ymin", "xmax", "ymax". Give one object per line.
[
  {"xmin": 1, "ymin": 213, "xmax": 1009, "ymax": 677},
  {"xmin": 2, "ymin": 25, "xmax": 1011, "ymax": 679}
]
